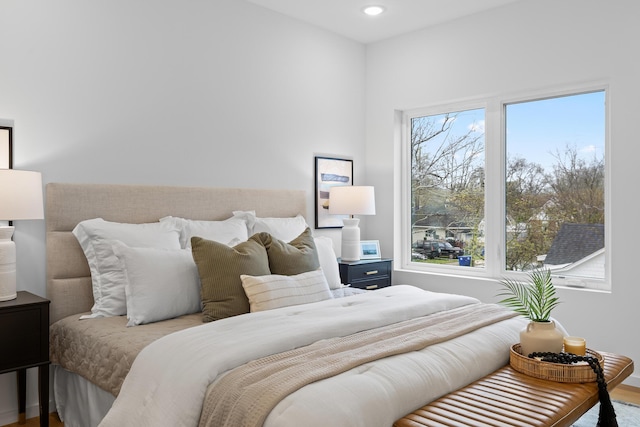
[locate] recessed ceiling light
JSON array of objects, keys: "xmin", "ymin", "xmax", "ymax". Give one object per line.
[{"xmin": 363, "ymin": 6, "xmax": 385, "ymax": 16}]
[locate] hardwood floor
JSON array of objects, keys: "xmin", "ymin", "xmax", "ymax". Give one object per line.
[
  {"xmin": 2, "ymin": 386, "xmax": 638, "ymax": 427},
  {"xmin": 611, "ymin": 384, "xmax": 640, "ymax": 405},
  {"xmin": 1, "ymin": 413, "xmax": 63, "ymax": 427}
]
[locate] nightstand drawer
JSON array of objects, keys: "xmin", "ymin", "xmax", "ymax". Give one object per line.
[
  {"xmin": 0, "ymin": 292, "xmax": 50, "ymax": 373},
  {"xmin": 338, "ymin": 258, "xmax": 392, "ymax": 290},
  {"xmin": 349, "ymin": 276, "xmax": 390, "ymax": 290},
  {"xmin": 0, "ymin": 308, "xmax": 45, "ymax": 370},
  {"xmin": 347, "ymin": 262, "xmax": 390, "ymax": 282}
]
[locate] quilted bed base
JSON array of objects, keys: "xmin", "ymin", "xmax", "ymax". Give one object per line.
[{"xmin": 394, "ymin": 352, "xmax": 634, "ymax": 427}]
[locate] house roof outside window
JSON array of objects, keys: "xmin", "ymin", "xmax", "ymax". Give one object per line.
[{"xmin": 544, "ymin": 223, "xmax": 604, "ymax": 265}]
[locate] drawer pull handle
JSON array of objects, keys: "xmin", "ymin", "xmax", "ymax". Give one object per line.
[
  {"xmin": 365, "ymin": 270, "xmax": 379, "ymax": 275},
  {"xmin": 366, "ymin": 285, "xmax": 379, "ymax": 290}
]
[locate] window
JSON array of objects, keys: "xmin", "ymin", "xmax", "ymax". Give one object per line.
[
  {"xmin": 505, "ymin": 92, "xmax": 605, "ymax": 283},
  {"xmin": 409, "ymin": 108, "xmax": 485, "ymax": 266},
  {"xmin": 402, "ymin": 87, "xmax": 608, "ymax": 290}
]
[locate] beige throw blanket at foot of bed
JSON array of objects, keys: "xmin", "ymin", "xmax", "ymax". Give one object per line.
[{"xmin": 200, "ymin": 303, "xmax": 517, "ymax": 427}]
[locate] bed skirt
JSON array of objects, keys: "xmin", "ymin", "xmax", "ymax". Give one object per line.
[{"xmin": 53, "ymin": 366, "xmax": 115, "ymax": 427}]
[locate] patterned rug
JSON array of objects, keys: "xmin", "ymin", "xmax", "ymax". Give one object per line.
[{"xmin": 572, "ymin": 400, "xmax": 640, "ymax": 426}]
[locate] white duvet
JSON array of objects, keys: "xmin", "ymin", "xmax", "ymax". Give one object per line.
[{"xmin": 99, "ymin": 285, "xmax": 529, "ymax": 427}]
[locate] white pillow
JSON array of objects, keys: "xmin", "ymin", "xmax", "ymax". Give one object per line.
[
  {"xmin": 313, "ymin": 236, "xmax": 342, "ymax": 290},
  {"xmin": 232, "ymin": 210, "xmax": 308, "ymax": 242},
  {"xmin": 113, "ymin": 243, "xmax": 201, "ymax": 326},
  {"xmin": 160, "ymin": 216, "xmax": 248, "ymax": 248},
  {"xmin": 240, "ymin": 269, "xmax": 333, "ymax": 312},
  {"xmin": 72, "ymin": 218, "xmax": 182, "ymax": 318}
]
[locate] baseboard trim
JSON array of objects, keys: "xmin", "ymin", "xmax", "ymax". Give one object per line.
[
  {"xmin": 623, "ymin": 373, "xmax": 640, "ymax": 388},
  {"xmin": 0, "ymin": 399, "xmax": 55, "ymax": 426}
]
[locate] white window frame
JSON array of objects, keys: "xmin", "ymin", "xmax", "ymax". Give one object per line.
[{"xmin": 397, "ymin": 82, "xmax": 611, "ymax": 291}]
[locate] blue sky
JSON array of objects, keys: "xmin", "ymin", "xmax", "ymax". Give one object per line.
[
  {"xmin": 506, "ymin": 91, "xmax": 606, "ymax": 172},
  {"xmin": 418, "ymin": 90, "xmax": 605, "ymax": 174}
]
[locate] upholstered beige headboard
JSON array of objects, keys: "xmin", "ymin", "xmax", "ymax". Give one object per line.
[{"xmin": 45, "ymin": 183, "xmax": 307, "ymax": 324}]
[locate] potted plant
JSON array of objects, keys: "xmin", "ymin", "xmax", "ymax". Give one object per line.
[{"xmin": 497, "ymin": 268, "xmax": 564, "ymax": 356}]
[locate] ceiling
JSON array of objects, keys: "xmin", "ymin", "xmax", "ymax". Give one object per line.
[{"xmin": 246, "ymin": 0, "xmax": 523, "ymax": 44}]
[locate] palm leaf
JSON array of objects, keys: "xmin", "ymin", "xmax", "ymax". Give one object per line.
[{"xmin": 497, "ymin": 268, "xmax": 560, "ymax": 322}]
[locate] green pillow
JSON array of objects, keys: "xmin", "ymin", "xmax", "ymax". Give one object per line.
[
  {"xmin": 252, "ymin": 227, "xmax": 320, "ymax": 275},
  {"xmin": 191, "ymin": 236, "xmax": 270, "ymax": 322}
]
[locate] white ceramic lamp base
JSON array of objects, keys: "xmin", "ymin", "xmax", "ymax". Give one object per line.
[
  {"xmin": 340, "ymin": 218, "xmax": 361, "ymax": 261},
  {"xmin": 0, "ymin": 226, "xmax": 17, "ymax": 301}
]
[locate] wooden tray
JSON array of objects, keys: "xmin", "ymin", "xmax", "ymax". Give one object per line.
[{"xmin": 510, "ymin": 343, "xmax": 604, "ymax": 383}]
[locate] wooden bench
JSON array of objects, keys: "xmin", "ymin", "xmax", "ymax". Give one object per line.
[{"xmin": 394, "ymin": 352, "xmax": 634, "ymax": 427}]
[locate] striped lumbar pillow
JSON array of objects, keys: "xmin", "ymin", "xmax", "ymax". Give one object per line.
[{"xmin": 241, "ymin": 269, "xmax": 333, "ymax": 312}]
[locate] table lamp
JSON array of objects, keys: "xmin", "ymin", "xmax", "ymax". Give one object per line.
[
  {"xmin": 328, "ymin": 185, "xmax": 375, "ymax": 261},
  {"xmin": 0, "ymin": 170, "xmax": 44, "ymax": 301}
]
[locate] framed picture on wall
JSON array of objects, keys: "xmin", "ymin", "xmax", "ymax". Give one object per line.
[
  {"xmin": 0, "ymin": 126, "xmax": 12, "ymax": 169},
  {"xmin": 314, "ymin": 156, "xmax": 353, "ymax": 229}
]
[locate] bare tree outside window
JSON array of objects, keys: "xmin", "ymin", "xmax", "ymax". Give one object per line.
[{"xmin": 410, "ymin": 108, "xmax": 485, "ymax": 266}]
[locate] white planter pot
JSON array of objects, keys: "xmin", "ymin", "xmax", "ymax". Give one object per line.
[{"xmin": 519, "ymin": 320, "xmax": 564, "ymax": 356}]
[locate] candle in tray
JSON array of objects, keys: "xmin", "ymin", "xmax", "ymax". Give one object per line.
[{"xmin": 563, "ymin": 336, "xmax": 586, "ymax": 356}]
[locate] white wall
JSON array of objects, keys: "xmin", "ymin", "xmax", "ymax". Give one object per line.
[
  {"xmin": 0, "ymin": 0, "xmax": 365, "ymax": 422},
  {"xmin": 366, "ymin": 0, "xmax": 640, "ymax": 386}
]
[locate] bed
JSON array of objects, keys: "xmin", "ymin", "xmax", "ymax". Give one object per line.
[{"xmin": 46, "ymin": 182, "xmax": 531, "ymax": 427}]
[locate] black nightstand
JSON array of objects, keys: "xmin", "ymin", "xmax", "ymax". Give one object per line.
[
  {"xmin": 0, "ymin": 291, "xmax": 50, "ymax": 427},
  {"xmin": 338, "ymin": 258, "xmax": 392, "ymax": 290}
]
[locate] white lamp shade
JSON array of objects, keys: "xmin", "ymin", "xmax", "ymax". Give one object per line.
[
  {"xmin": 0, "ymin": 170, "xmax": 44, "ymax": 220},
  {"xmin": 328, "ymin": 186, "xmax": 375, "ymax": 216}
]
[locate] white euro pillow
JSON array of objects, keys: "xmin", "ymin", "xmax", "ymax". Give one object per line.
[
  {"xmin": 240, "ymin": 269, "xmax": 333, "ymax": 312},
  {"xmin": 232, "ymin": 210, "xmax": 308, "ymax": 242},
  {"xmin": 113, "ymin": 243, "xmax": 201, "ymax": 326},
  {"xmin": 313, "ymin": 236, "xmax": 342, "ymax": 290},
  {"xmin": 160, "ymin": 216, "xmax": 248, "ymax": 248},
  {"xmin": 72, "ymin": 218, "xmax": 181, "ymax": 318}
]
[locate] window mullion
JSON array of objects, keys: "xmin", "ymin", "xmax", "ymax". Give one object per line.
[{"xmin": 483, "ymin": 99, "xmax": 504, "ymax": 278}]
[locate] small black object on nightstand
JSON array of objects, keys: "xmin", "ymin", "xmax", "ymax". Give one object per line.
[
  {"xmin": 0, "ymin": 291, "xmax": 50, "ymax": 427},
  {"xmin": 338, "ymin": 258, "xmax": 392, "ymax": 290}
]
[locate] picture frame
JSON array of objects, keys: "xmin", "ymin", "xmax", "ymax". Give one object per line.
[
  {"xmin": 1, "ymin": 126, "xmax": 12, "ymax": 227},
  {"xmin": 360, "ymin": 240, "xmax": 381, "ymax": 259},
  {"xmin": 314, "ymin": 156, "xmax": 353, "ymax": 229},
  {"xmin": 0, "ymin": 126, "xmax": 12, "ymax": 169}
]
